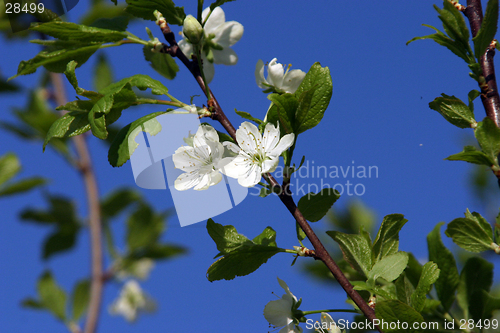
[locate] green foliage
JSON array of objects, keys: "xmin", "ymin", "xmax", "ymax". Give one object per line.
[
  {"xmin": 427, "ymin": 222, "xmax": 459, "ymax": 312},
  {"xmin": 125, "ymin": 0, "xmax": 185, "ymax": 24},
  {"xmin": 206, "ymin": 219, "xmax": 282, "ymax": 281},
  {"xmin": 407, "ymin": 1, "xmax": 474, "ymax": 65},
  {"xmin": 30, "ymin": 21, "xmax": 127, "ymax": 43},
  {"xmin": 445, "ymin": 210, "xmax": 495, "ymax": 253},
  {"xmin": 0, "ymin": 153, "xmax": 46, "ymax": 197},
  {"xmin": 266, "ymin": 63, "xmax": 333, "ymax": 136},
  {"xmin": 410, "ymin": 262, "xmax": 440, "ymax": 313},
  {"xmin": 428, "ymin": 93, "xmax": 476, "ymax": 129},
  {"xmin": 367, "ymin": 252, "xmax": 409, "ymax": 285},
  {"xmin": 71, "ymin": 280, "xmax": 90, "ymax": 321},
  {"xmin": 456, "ymin": 257, "xmax": 493, "ymax": 321},
  {"xmin": 93, "ymin": 53, "xmax": 114, "ymax": 91},
  {"xmin": 45, "ymin": 62, "xmax": 174, "ymax": 147},
  {"xmin": 143, "ymin": 46, "xmax": 179, "ymax": 80},
  {"xmin": 235, "ymin": 109, "xmax": 263, "ymax": 125},
  {"xmin": 445, "ymin": 145, "xmax": 494, "ymax": 166},
  {"xmin": 475, "ymin": 117, "xmax": 500, "ymax": 167},
  {"xmin": 372, "ymin": 214, "xmax": 407, "ymax": 262},
  {"xmin": 297, "ymin": 188, "xmax": 340, "ymax": 222},
  {"xmin": 209, "ymin": 0, "xmax": 236, "ymax": 12},
  {"xmin": 327, "ymin": 228, "xmax": 373, "ymax": 277},
  {"xmin": 108, "ymin": 111, "xmax": 165, "ymax": 167},
  {"xmin": 22, "ymin": 271, "xmax": 67, "ymax": 321},
  {"xmin": 20, "ymin": 195, "xmax": 81, "ymax": 259},
  {"xmin": 472, "ymin": 0, "xmax": 498, "ymax": 60},
  {"xmin": 375, "ymin": 300, "xmax": 424, "ymax": 333}
]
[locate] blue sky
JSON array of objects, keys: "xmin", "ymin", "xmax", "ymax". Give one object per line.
[{"xmin": 1, "ymin": 1, "xmax": 499, "ymax": 332}]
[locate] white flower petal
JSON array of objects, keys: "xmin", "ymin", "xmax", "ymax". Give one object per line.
[
  {"xmin": 255, "ymin": 59, "xmax": 267, "ymax": 89},
  {"xmin": 174, "ymin": 171, "xmax": 203, "ymax": 191},
  {"xmin": 203, "ymin": 7, "xmax": 225, "ymax": 35},
  {"xmin": 269, "ymin": 133, "xmax": 295, "ymax": 157},
  {"xmin": 223, "ymin": 141, "xmax": 241, "ymax": 154},
  {"xmin": 261, "ymin": 156, "xmax": 279, "ymax": 174},
  {"xmin": 263, "ymin": 299, "xmax": 293, "ymax": 327},
  {"xmin": 238, "ymin": 163, "xmax": 261, "ymax": 187},
  {"xmin": 178, "ymin": 39, "xmax": 193, "ymax": 57},
  {"xmin": 281, "ymin": 69, "xmax": 306, "ymax": 93},
  {"xmin": 202, "ymin": 59, "xmax": 215, "ymax": 83},
  {"xmin": 262, "ymin": 123, "xmax": 280, "ymax": 152},
  {"xmin": 267, "ymin": 58, "xmax": 284, "ymax": 88},
  {"xmin": 220, "ymin": 155, "xmax": 251, "ymax": 178},
  {"xmin": 212, "ymin": 47, "xmax": 238, "ymax": 65},
  {"xmin": 236, "ymin": 121, "xmax": 262, "ymax": 154},
  {"xmin": 321, "ymin": 313, "xmax": 341, "ymax": 333},
  {"xmin": 213, "ymin": 21, "xmax": 244, "ymax": 47}
]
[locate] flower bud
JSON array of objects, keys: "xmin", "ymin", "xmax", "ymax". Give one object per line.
[{"xmin": 183, "ymin": 15, "xmax": 203, "ymax": 44}]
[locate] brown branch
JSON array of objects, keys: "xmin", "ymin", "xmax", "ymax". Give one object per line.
[
  {"xmin": 464, "ymin": 0, "xmax": 500, "ymax": 127},
  {"xmin": 155, "ymin": 16, "xmax": 380, "ymax": 332},
  {"xmin": 49, "ymin": 73, "xmax": 104, "ymax": 333}
]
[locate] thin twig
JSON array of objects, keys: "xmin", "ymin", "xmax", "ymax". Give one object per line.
[
  {"xmin": 49, "ymin": 73, "xmax": 104, "ymax": 333},
  {"xmin": 155, "ymin": 15, "xmax": 381, "ymax": 332},
  {"xmin": 464, "ymin": 0, "xmax": 500, "ymax": 126}
]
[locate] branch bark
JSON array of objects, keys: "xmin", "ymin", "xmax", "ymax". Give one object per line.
[
  {"xmin": 464, "ymin": 0, "xmax": 500, "ymax": 126},
  {"xmin": 49, "ymin": 73, "xmax": 104, "ymax": 333},
  {"xmin": 155, "ymin": 16, "xmax": 381, "ymax": 332}
]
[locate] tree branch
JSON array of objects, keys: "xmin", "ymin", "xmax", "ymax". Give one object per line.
[
  {"xmin": 49, "ymin": 73, "xmax": 104, "ymax": 333},
  {"xmin": 155, "ymin": 16, "xmax": 380, "ymax": 332},
  {"xmin": 464, "ymin": 0, "xmax": 500, "ymax": 126}
]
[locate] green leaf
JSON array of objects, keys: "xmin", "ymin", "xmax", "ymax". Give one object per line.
[
  {"xmin": 235, "ymin": 109, "xmax": 263, "ymax": 125},
  {"xmin": 410, "ymin": 262, "xmax": 440, "ymax": 313},
  {"xmin": 375, "ymin": 300, "xmax": 424, "ymax": 333},
  {"xmin": 372, "ymin": 214, "xmax": 407, "ymax": 262},
  {"xmin": 38, "ymin": 271, "xmax": 67, "ymax": 321},
  {"xmin": 93, "ymin": 53, "xmax": 114, "ymax": 92},
  {"xmin": 43, "ymin": 110, "xmax": 93, "ymax": 150},
  {"xmin": 367, "ymin": 252, "xmax": 408, "ymax": 283},
  {"xmin": 206, "ymin": 219, "xmax": 281, "ymax": 281},
  {"xmin": 108, "ymin": 111, "xmax": 165, "ymax": 167},
  {"xmin": 445, "ymin": 210, "xmax": 494, "ymax": 253},
  {"xmin": 445, "ymin": 145, "xmax": 494, "ymax": 166},
  {"xmin": 125, "ymin": 243, "xmax": 186, "ymax": 260},
  {"xmin": 456, "ymin": 257, "xmax": 493, "ymax": 321},
  {"xmin": 482, "ymin": 292, "xmax": 500, "ymax": 320},
  {"xmin": 143, "ymin": 46, "xmax": 179, "ymax": 80},
  {"xmin": 473, "ymin": 0, "xmax": 498, "ymax": 60},
  {"xmin": 71, "ymin": 280, "xmax": 90, "ymax": 321},
  {"xmin": 0, "ymin": 177, "xmax": 47, "ymax": 197},
  {"xmin": 209, "ymin": 0, "xmax": 236, "ymax": 11},
  {"xmin": 89, "ymin": 16, "xmax": 130, "ymax": 32},
  {"xmin": 11, "ymin": 44, "xmax": 101, "ymax": 79},
  {"xmin": 30, "ymin": 21, "xmax": 127, "ymax": 43},
  {"xmin": 296, "ymin": 221, "xmax": 306, "ymax": 243},
  {"xmin": 436, "ymin": 1, "xmax": 470, "ymax": 48},
  {"xmin": 407, "ymin": 24, "xmax": 473, "ymax": 64},
  {"xmin": 405, "ymin": 253, "xmax": 423, "ymax": 288},
  {"xmin": 125, "ymin": 0, "xmax": 185, "ymax": 24},
  {"xmin": 468, "ymin": 89, "xmax": 480, "ymax": 113},
  {"xmin": 43, "ymin": 227, "xmax": 79, "ymax": 260},
  {"xmin": 395, "ymin": 274, "xmax": 415, "ymax": 305},
  {"xmin": 101, "ymin": 187, "xmax": 142, "ymax": 220},
  {"xmin": 267, "ymin": 93, "xmax": 298, "ymax": 134},
  {"xmin": 0, "ymin": 152, "xmax": 21, "ymax": 186},
  {"xmin": 21, "ymin": 298, "xmax": 44, "ymax": 310},
  {"xmin": 327, "ymin": 229, "xmax": 373, "ymax": 277},
  {"xmin": 475, "ymin": 117, "xmax": 500, "ymax": 167},
  {"xmin": 427, "ymin": 222, "xmax": 459, "ymax": 312},
  {"xmin": 429, "ymin": 93, "xmax": 476, "ymax": 128},
  {"xmin": 297, "ymin": 188, "xmax": 340, "ymax": 222},
  {"xmin": 126, "ymin": 203, "xmax": 165, "ymax": 251},
  {"xmin": 293, "ymin": 62, "xmax": 333, "ymax": 134}
]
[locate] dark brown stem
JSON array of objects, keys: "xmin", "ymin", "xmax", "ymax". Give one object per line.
[
  {"xmin": 464, "ymin": 0, "xmax": 500, "ymax": 127},
  {"xmin": 156, "ymin": 17, "xmax": 381, "ymax": 332},
  {"xmin": 49, "ymin": 73, "xmax": 104, "ymax": 333}
]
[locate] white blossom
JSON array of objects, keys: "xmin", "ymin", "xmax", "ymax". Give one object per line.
[
  {"xmin": 178, "ymin": 7, "xmax": 244, "ymax": 83},
  {"xmin": 172, "ymin": 125, "xmax": 227, "ymax": 191},
  {"xmin": 319, "ymin": 313, "xmax": 341, "ymax": 333},
  {"xmin": 115, "ymin": 258, "xmax": 155, "ymax": 281},
  {"xmin": 263, "ymin": 277, "xmax": 302, "ymax": 333},
  {"xmin": 109, "ymin": 280, "xmax": 155, "ymax": 322},
  {"xmin": 255, "ymin": 58, "xmax": 306, "ymax": 94},
  {"xmin": 221, "ymin": 122, "xmax": 294, "ymax": 187}
]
